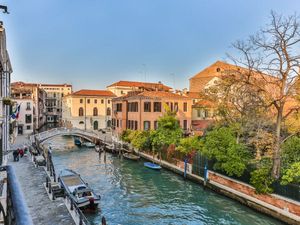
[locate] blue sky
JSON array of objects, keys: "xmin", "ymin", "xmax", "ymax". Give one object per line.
[{"xmin": 2, "ymin": 0, "xmax": 300, "ymax": 91}]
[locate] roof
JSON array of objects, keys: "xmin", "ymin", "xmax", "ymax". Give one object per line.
[
  {"xmin": 192, "ymin": 100, "xmax": 216, "ymax": 108},
  {"xmin": 185, "ymin": 92, "xmax": 201, "ymax": 99},
  {"xmin": 113, "ymin": 91, "xmax": 191, "ymax": 101},
  {"xmin": 71, "ymin": 89, "xmax": 116, "ymax": 97},
  {"xmin": 107, "ymin": 80, "xmax": 172, "ymax": 91},
  {"xmin": 12, "ymin": 81, "xmax": 72, "ymax": 88}
]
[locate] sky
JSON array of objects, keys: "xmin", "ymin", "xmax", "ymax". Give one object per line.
[{"xmin": 1, "ymin": 0, "xmax": 300, "ymax": 91}]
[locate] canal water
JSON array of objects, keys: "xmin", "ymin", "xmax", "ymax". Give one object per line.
[{"xmin": 45, "ymin": 136, "xmax": 283, "ymax": 225}]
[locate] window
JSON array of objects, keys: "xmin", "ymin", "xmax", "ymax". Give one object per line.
[
  {"xmin": 107, "ymin": 107, "xmax": 111, "ymax": 116},
  {"xmin": 108, "ymin": 100, "xmax": 111, "ymax": 104},
  {"xmin": 135, "ymin": 121, "xmax": 138, "ymax": 130},
  {"xmin": 94, "ymin": 99, "xmax": 97, "ymax": 104},
  {"xmin": 26, "ymin": 102, "xmax": 31, "ymax": 110},
  {"xmin": 121, "ymin": 91, "xmax": 124, "ymax": 94},
  {"xmin": 216, "ymin": 67, "xmax": 221, "ymax": 72},
  {"xmin": 128, "ymin": 102, "xmax": 138, "ymax": 112},
  {"xmin": 93, "ymin": 107, "xmax": 98, "ymax": 116},
  {"xmin": 154, "ymin": 121, "xmax": 158, "ymax": 130},
  {"xmin": 174, "ymin": 102, "xmax": 178, "ymax": 112},
  {"xmin": 205, "ymin": 109, "xmax": 209, "ymax": 118},
  {"xmin": 117, "ymin": 119, "xmax": 119, "ymax": 127},
  {"xmin": 79, "ymin": 121, "xmax": 84, "ymax": 124},
  {"xmin": 101, "ymin": 99, "xmax": 104, "ymax": 104},
  {"xmin": 116, "ymin": 103, "xmax": 122, "ymax": 112},
  {"xmin": 183, "ymin": 102, "xmax": 188, "ymax": 112},
  {"xmin": 25, "ymin": 114, "xmax": 32, "ymax": 124},
  {"xmin": 26, "ymin": 125, "xmax": 31, "ymax": 130},
  {"xmin": 80, "ymin": 99, "xmax": 83, "ymax": 104},
  {"xmin": 183, "ymin": 120, "xmax": 188, "ymax": 130},
  {"xmin": 87, "ymin": 99, "xmax": 90, "ymax": 104},
  {"xmin": 144, "ymin": 121, "xmax": 150, "ymax": 130},
  {"xmin": 144, "ymin": 102, "xmax": 151, "ymax": 112},
  {"xmin": 154, "ymin": 102, "xmax": 161, "ymax": 112},
  {"xmin": 197, "ymin": 109, "xmax": 201, "ymax": 118},
  {"xmin": 79, "ymin": 107, "xmax": 84, "ymax": 116},
  {"xmin": 170, "ymin": 102, "xmax": 174, "ymax": 111}
]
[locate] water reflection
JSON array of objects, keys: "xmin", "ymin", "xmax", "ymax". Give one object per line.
[{"xmin": 45, "ymin": 136, "xmax": 284, "ymax": 225}]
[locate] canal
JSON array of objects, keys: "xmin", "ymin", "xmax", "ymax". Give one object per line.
[{"xmin": 44, "ymin": 136, "xmax": 284, "ymax": 225}]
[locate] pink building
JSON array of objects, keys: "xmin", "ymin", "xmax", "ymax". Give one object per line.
[{"xmin": 112, "ymin": 91, "xmax": 192, "ymax": 135}]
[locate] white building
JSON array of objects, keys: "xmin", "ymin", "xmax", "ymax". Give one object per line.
[
  {"xmin": 12, "ymin": 99, "xmax": 34, "ymax": 135},
  {"xmin": 62, "ymin": 89, "xmax": 116, "ymax": 130}
]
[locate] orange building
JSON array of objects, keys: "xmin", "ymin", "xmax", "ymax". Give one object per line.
[{"xmin": 112, "ymin": 91, "xmax": 192, "ymax": 135}]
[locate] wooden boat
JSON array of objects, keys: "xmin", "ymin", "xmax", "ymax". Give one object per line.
[
  {"xmin": 144, "ymin": 162, "xmax": 161, "ymax": 170},
  {"xmin": 83, "ymin": 142, "xmax": 95, "ymax": 148},
  {"xmin": 123, "ymin": 153, "xmax": 140, "ymax": 161},
  {"xmin": 59, "ymin": 169, "xmax": 100, "ymax": 209},
  {"xmin": 74, "ymin": 138, "xmax": 82, "ymax": 146}
]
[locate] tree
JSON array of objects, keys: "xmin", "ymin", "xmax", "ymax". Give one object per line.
[
  {"xmin": 177, "ymin": 136, "xmax": 201, "ymax": 155},
  {"xmin": 201, "ymin": 127, "xmax": 250, "ymax": 177},
  {"xmin": 130, "ymin": 130, "xmax": 152, "ymax": 151},
  {"xmin": 151, "ymin": 107, "xmax": 183, "ymax": 152},
  {"xmin": 223, "ymin": 12, "xmax": 300, "ymax": 178}
]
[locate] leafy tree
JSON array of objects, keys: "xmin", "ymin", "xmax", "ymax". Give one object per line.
[
  {"xmin": 120, "ymin": 129, "xmax": 133, "ymax": 143},
  {"xmin": 201, "ymin": 127, "xmax": 250, "ymax": 177},
  {"xmin": 177, "ymin": 136, "xmax": 201, "ymax": 155},
  {"xmin": 130, "ymin": 130, "xmax": 152, "ymax": 151},
  {"xmin": 250, "ymin": 158, "xmax": 275, "ymax": 194},
  {"xmin": 280, "ymin": 136, "xmax": 300, "ymax": 185},
  {"xmin": 151, "ymin": 107, "xmax": 183, "ymax": 152}
]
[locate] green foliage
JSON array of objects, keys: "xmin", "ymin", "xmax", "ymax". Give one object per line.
[
  {"xmin": 120, "ymin": 129, "xmax": 133, "ymax": 143},
  {"xmin": 250, "ymin": 158, "xmax": 274, "ymax": 194},
  {"xmin": 201, "ymin": 127, "xmax": 250, "ymax": 177},
  {"xmin": 151, "ymin": 108, "xmax": 183, "ymax": 151},
  {"xmin": 177, "ymin": 136, "xmax": 201, "ymax": 155},
  {"xmin": 281, "ymin": 162, "xmax": 300, "ymax": 185},
  {"xmin": 130, "ymin": 131, "xmax": 152, "ymax": 150},
  {"xmin": 280, "ymin": 136, "xmax": 300, "ymax": 185}
]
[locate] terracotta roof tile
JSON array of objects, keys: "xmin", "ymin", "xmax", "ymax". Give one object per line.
[
  {"xmin": 107, "ymin": 80, "xmax": 172, "ymax": 91},
  {"xmin": 71, "ymin": 89, "xmax": 116, "ymax": 97},
  {"xmin": 137, "ymin": 91, "xmax": 190, "ymax": 99}
]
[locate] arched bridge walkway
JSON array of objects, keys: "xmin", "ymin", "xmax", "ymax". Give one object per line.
[{"xmin": 30, "ymin": 127, "xmax": 100, "ymax": 144}]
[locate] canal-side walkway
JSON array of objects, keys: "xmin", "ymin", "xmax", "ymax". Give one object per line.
[{"xmin": 8, "ymin": 146, "xmax": 75, "ymax": 225}]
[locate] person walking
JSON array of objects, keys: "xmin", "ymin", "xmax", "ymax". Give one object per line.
[{"xmin": 13, "ymin": 149, "xmax": 19, "ymax": 162}]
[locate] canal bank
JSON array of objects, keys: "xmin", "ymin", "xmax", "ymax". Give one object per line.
[
  {"xmin": 135, "ymin": 150, "xmax": 300, "ymax": 225},
  {"xmin": 46, "ymin": 135, "xmax": 284, "ymax": 225}
]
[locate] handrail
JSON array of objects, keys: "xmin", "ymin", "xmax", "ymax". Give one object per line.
[{"xmin": 6, "ymin": 165, "xmax": 34, "ymax": 225}]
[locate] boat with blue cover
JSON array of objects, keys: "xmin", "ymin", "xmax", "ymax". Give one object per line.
[
  {"xmin": 144, "ymin": 162, "xmax": 161, "ymax": 170},
  {"xmin": 74, "ymin": 138, "xmax": 82, "ymax": 146}
]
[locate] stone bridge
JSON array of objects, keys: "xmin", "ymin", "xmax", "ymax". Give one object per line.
[{"xmin": 30, "ymin": 127, "xmax": 100, "ymax": 144}]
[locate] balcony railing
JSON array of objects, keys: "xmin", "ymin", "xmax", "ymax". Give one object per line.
[{"xmin": 0, "ymin": 165, "xmax": 33, "ymax": 225}]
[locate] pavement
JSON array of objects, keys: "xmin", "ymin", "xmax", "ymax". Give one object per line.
[{"xmin": 8, "ymin": 136, "xmax": 75, "ymax": 225}]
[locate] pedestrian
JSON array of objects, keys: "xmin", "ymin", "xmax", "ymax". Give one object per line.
[
  {"xmin": 13, "ymin": 149, "xmax": 19, "ymax": 162},
  {"xmin": 19, "ymin": 148, "xmax": 24, "ymax": 158}
]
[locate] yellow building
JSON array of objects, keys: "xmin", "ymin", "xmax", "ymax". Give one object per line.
[{"xmin": 62, "ymin": 89, "xmax": 116, "ymax": 130}]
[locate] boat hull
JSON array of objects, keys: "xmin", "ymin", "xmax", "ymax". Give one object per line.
[
  {"xmin": 144, "ymin": 162, "xmax": 161, "ymax": 170},
  {"xmin": 123, "ymin": 153, "xmax": 140, "ymax": 161}
]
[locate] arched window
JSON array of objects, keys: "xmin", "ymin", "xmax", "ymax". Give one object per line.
[
  {"xmin": 93, "ymin": 107, "xmax": 98, "ymax": 116},
  {"xmin": 79, "ymin": 107, "xmax": 84, "ymax": 116},
  {"xmin": 106, "ymin": 107, "xmax": 111, "ymax": 116}
]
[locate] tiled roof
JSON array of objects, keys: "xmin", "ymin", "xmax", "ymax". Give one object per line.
[
  {"xmin": 11, "ymin": 81, "xmax": 72, "ymax": 87},
  {"xmin": 185, "ymin": 92, "xmax": 201, "ymax": 99},
  {"xmin": 137, "ymin": 91, "xmax": 190, "ymax": 99},
  {"xmin": 107, "ymin": 80, "xmax": 172, "ymax": 90},
  {"xmin": 71, "ymin": 89, "xmax": 116, "ymax": 97},
  {"xmin": 192, "ymin": 100, "xmax": 216, "ymax": 108}
]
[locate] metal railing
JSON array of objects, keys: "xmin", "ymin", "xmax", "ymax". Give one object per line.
[{"xmin": 0, "ymin": 165, "xmax": 33, "ymax": 225}]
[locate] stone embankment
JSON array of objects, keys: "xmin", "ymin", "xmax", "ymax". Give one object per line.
[{"xmin": 137, "ymin": 150, "xmax": 300, "ymax": 225}]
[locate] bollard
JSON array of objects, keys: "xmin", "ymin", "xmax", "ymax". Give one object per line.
[
  {"xmin": 70, "ymin": 199, "xmax": 74, "ymax": 210},
  {"xmin": 46, "ymin": 177, "xmax": 49, "ymax": 188},
  {"xmin": 49, "ymin": 183, "xmax": 52, "ymax": 194}
]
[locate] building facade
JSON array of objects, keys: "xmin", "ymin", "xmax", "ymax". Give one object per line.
[
  {"xmin": 0, "ymin": 23, "xmax": 12, "ymax": 164},
  {"xmin": 11, "ymin": 82, "xmax": 47, "ymax": 131},
  {"xmin": 107, "ymin": 80, "xmax": 172, "ymax": 97},
  {"xmin": 62, "ymin": 89, "xmax": 116, "ymax": 130},
  {"xmin": 112, "ymin": 91, "xmax": 192, "ymax": 135},
  {"xmin": 38, "ymin": 84, "xmax": 72, "ymax": 123}
]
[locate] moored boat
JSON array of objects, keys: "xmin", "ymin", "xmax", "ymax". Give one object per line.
[
  {"xmin": 74, "ymin": 138, "xmax": 82, "ymax": 146},
  {"xmin": 58, "ymin": 169, "xmax": 100, "ymax": 209},
  {"xmin": 83, "ymin": 142, "xmax": 96, "ymax": 148},
  {"xmin": 144, "ymin": 162, "xmax": 161, "ymax": 170},
  {"xmin": 123, "ymin": 153, "xmax": 140, "ymax": 161}
]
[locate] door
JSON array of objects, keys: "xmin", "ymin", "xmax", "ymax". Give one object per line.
[
  {"xmin": 93, "ymin": 121, "xmax": 98, "ymax": 130},
  {"xmin": 18, "ymin": 125, "xmax": 23, "ymax": 135}
]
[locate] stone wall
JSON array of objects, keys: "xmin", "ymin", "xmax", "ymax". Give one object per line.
[{"xmin": 208, "ymin": 171, "xmax": 300, "ymax": 217}]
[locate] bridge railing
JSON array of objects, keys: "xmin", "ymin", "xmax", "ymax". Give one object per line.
[{"xmin": 0, "ymin": 165, "xmax": 34, "ymax": 225}]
